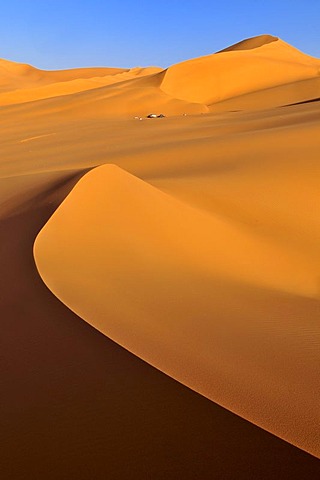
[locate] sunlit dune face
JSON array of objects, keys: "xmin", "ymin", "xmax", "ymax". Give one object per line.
[
  {"xmin": 1, "ymin": 34, "xmax": 320, "ymax": 463},
  {"xmin": 34, "ymin": 132, "xmax": 320, "ymax": 457},
  {"xmin": 161, "ymin": 38, "xmax": 320, "ymax": 105},
  {"xmin": 0, "ymin": 35, "xmax": 319, "ymax": 115}
]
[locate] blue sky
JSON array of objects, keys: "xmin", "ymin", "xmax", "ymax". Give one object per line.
[{"xmin": 0, "ymin": 0, "xmax": 319, "ymax": 70}]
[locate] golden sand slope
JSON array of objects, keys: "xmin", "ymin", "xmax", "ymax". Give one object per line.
[
  {"xmin": 34, "ymin": 139, "xmax": 320, "ymax": 457},
  {"xmin": 0, "ymin": 67, "xmax": 207, "ymax": 117},
  {"xmin": 2, "ymin": 174, "xmax": 320, "ymax": 479},
  {"xmin": 1, "ymin": 35, "xmax": 319, "ymax": 116},
  {"xmin": 1, "ymin": 35, "xmax": 320, "ymax": 470},
  {"xmin": 0, "ymin": 66, "xmax": 163, "ymax": 106},
  {"xmin": 209, "ymin": 76, "xmax": 320, "ymax": 112},
  {"xmin": 161, "ymin": 35, "xmax": 320, "ymax": 105}
]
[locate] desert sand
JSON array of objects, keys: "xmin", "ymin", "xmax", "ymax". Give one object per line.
[{"xmin": 1, "ymin": 35, "xmax": 320, "ymax": 477}]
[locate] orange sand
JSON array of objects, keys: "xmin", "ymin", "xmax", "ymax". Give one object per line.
[{"xmin": 1, "ymin": 35, "xmax": 320, "ymax": 475}]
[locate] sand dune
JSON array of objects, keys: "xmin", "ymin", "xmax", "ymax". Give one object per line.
[
  {"xmin": 218, "ymin": 34, "xmax": 279, "ymax": 52},
  {"xmin": 0, "ymin": 66, "xmax": 163, "ymax": 106},
  {"xmin": 0, "ymin": 68, "xmax": 207, "ymax": 117},
  {"xmin": 0, "ymin": 57, "xmax": 127, "ymax": 93},
  {"xmin": 1, "ymin": 34, "xmax": 318, "ymax": 116},
  {"xmin": 34, "ymin": 160, "xmax": 320, "ymax": 457},
  {"xmin": 1, "ymin": 34, "xmax": 320, "ymax": 477},
  {"xmin": 2, "ymin": 173, "xmax": 319, "ymax": 479},
  {"xmin": 209, "ymin": 76, "xmax": 320, "ymax": 112},
  {"xmin": 161, "ymin": 35, "xmax": 320, "ymax": 105}
]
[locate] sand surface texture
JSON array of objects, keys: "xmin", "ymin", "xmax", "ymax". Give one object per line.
[{"xmin": 1, "ymin": 35, "xmax": 320, "ymax": 477}]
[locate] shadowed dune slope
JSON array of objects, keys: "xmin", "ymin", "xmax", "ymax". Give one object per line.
[
  {"xmin": 2, "ymin": 174, "xmax": 320, "ymax": 478},
  {"xmin": 34, "ymin": 161, "xmax": 320, "ymax": 457},
  {"xmin": 1, "ymin": 35, "xmax": 320, "ymax": 477}
]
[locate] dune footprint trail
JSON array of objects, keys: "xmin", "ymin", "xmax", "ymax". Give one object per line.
[{"xmin": 34, "ymin": 164, "xmax": 320, "ymax": 458}]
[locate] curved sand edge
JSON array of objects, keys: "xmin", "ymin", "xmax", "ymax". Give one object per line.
[
  {"xmin": 160, "ymin": 37, "xmax": 320, "ymax": 105},
  {"xmin": 1, "ymin": 170, "xmax": 319, "ymax": 477},
  {"xmin": 34, "ymin": 164, "xmax": 320, "ymax": 458}
]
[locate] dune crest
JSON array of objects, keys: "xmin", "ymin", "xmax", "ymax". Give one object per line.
[
  {"xmin": 160, "ymin": 36, "xmax": 320, "ymax": 105},
  {"xmin": 218, "ymin": 34, "xmax": 279, "ymax": 52},
  {"xmin": 0, "ymin": 66, "xmax": 164, "ymax": 106},
  {"xmin": 0, "ymin": 57, "xmax": 128, "ymax": 94},
  {"xmin": 34, "ymin": 163, "xmax": 320, "ymax": 457}
]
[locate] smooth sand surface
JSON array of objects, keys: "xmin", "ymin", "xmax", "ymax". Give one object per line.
[
  {"xmin": 0, "ymin": 58, "xmax": 127, "ymax": 92},
  {"xmin": 160, "ymin": 35, "xmax": 320, "ymax": 104},
  {"xmin": 2, "ymin": 174, "xmax": 320, "ymax": 479},
  {"xmin": 1, "ymin": 35, "xmax": 318, "ymax": 116},
  {"xmin": 34, "ymin": 150, "xmax": 320, "ymax": 457},
  {"xmin": 1, "ymin": 35, "xmax": 320, "ymax": 477},
  {"xmin": 0, "ymin": 66, "xmax": 163, "ymax": 106}
]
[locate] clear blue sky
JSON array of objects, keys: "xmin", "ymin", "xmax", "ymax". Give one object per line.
[{"xmin": 0, "ymin": 0, "xmax": 319, "ymax": 70}]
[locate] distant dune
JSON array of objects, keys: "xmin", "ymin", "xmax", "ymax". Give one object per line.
[
  {"xmin": 217, "ymin": 34, "xmax": 279, "ymax": 52},
  {"xmin": 1, "ymin": 34, "xmax": 319, "ymax": 115},
  {"xmin": 161, "ymin": 35, "xmax": 320, "ymax": 105},
  {"xmin": 0, "ymin": 65, "xmax": 163, "ymax": 106},
  {"xmin": 1, "ymin": 35, "xmax": 320, "ymax": 478},
  {"xmin": 0, "ymin": 58, "xmax": 127, "ymax": 92}
]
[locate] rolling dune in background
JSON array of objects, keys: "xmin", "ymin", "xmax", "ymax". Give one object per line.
[
  {"xmin": 1, "ymin": 34, "xmax": 320, "ymax": 477},
  {"xmin": 160, "ymin": 35, "xmax": 320, "ymax": 104}
]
